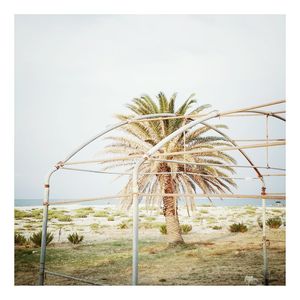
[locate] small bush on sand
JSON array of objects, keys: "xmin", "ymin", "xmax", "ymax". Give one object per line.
[
  {"xmin": 57, "ymin": 215, "xmax": 73, "ymax": 222},
  {"xmin": 159, "ymin": 224, "xmax": 167, "ymax": 235},
  {"xmin": 200, "ymin": 209, "xmax": 209, "ymax": 214},
  {"xmin": 267, "ymin": 217, "xmax": 282, "ymax": 229},
  {"xmin": 75, "ymin": 207, "xmax": 95, "ymax": 214},
  {"xmin": 145, "ymin": 216, "xmax": 156, "ymax": 221},
  {"xmin": 107, "ymin": 216, "xmax": 115, "ymax": 221},
  {"xmin": 15, "ymin": 233, "xmax": 27, "ymax": 245},
  {"xmin": 30, "ymin": 230, "xmax": 54, "ymax": 247},
  {"xmin": 229, "ymin": 223, "xmax": 248, "ymax": 233},
  {"xmin": 48, "ymin": 210, "xmax": 68, "ymax": 220},
  {"xmin": 15, "ymin": 209, "xmax": 32, "ymax": 219},
  {"xmin": 118, "ymin": 222, "xmax": 129, "ymax": 229},
  {"xmin": 67, "ymin": 232, "xmax": 84, "ymax": 244},
  {"xmin": 75, "ymin": 212, "xmax": 88, "ymax": 218},
  {"xmin": 180, "ymin": 224, "xmax": 192, "ymax": 234},
  {"xmin": 90, "ymin": 223, "xmax": 101, "ymax": 231},
  {"xmin": 211, "ymin": 225, "xmax": 222, "ymax": 230},
  {"xmin": 94, "ymin": 211, "xmax": 109, "ymax": 218},
  {"xmin": 257, "ymin": 216, "xmax": 283, "ymax": 229}
]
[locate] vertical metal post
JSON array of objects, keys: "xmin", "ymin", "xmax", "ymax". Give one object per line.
[
  {"xmin": 261, "ymin": 186, "xmax": 269, "ymax": 285},
  {"xmin": 132, "ymin": 161, "xmax": 141, "ymax": 285},
  {"xmin": 38, "ymin": 184, "xmax": 50, "ymax": 285}
]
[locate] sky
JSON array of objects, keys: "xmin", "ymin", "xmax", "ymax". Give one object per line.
[{"xmin": 15, "ymin": 14, "xmax": 285, "ymax": 200}]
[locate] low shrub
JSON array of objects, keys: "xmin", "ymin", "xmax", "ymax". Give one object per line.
[
  {"xmin": 211, "ymin": 225, "xmax": 222, "ymax": 230},
  {"xmin": 75, "ymin": 207, "xmax": 95, "ymax": 214},
  {"xmin": 75, "ymin": 212, "xmax": 88, "ymax": 218},
  {"xmin": 107, "ymin": 216, "xmax": 115, "ymax": 221},
  {"xmin": 67, "ymin": 232, "xmax": 84, "ymax": 244},
  {"xmin": 180, "ymin": 224, "xmax": 192, "ymax": 234},
  {"xmin": 145, "ymin": 216, "xmax": 156, "ymax": 221},
  {"xmin": 15, "ymin": 209, "xmax": 31, "ymax": 219},
  {"xmin": 159, "ymin": 224, "xmax": 167, "ymax": 235},
  {"xmin": 57, "ymin": 215, "xmax": 73, "ymax": 222},
  {"xmin": 118, "ymin": 222, "xmax": 129, "ymax": 229},
  {"xmin": 229, "ymin": 223, "xmax": 248, "ymax": 233},
  {"xmin": 193, "ymin": 217, "xmax": 203, "ymax": 222},
  {"xmin": 267, "ymin": 217, "xmax": 282, "ymax": 229},
  {"xmin": 90, "ymin": 223, "xmax": 101, "ymax": 231},
  {"xmin": 257, "ymin": 217, "xmax": 283, "ymax": 229},
  {"xmin": 94, "ymin": 211, "xmax": 109, "ymax": 218},
  {"xmin": 48, "ymin": 209, "xmax": 68, "ymax": 220},
  {"xmin": 15, "ymin": 233, "xmax": 27, "ymax": 245},
  {"xmin": 199, "ymin": 209, "xmax": 209, "ymax": 214},
  {"xmin": 30, "ymin": 230, "xmax": 54, "ymax": 247}
]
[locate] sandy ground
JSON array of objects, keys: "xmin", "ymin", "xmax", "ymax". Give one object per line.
[
  {"xmin": 15, "ymin": 204, "xmax": 286, "ymax": 244},
  {"xmin": 15, "ymin": 204, "xmax": 286, "ymax": 285}
]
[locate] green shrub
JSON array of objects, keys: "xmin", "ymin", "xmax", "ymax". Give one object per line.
[
  {"xmin": 67, "ymin": 232, "xmax": 84, "ymax": 244},
  {"xmin": 57, "ymin": 215, "xmax": 73, "ymax": 222},
  {"xmin": 211, "ymin": 225, "xmax": 222, "ymax": 230},
  {"xmin": 107, "ymin": 216, "xmax": 115, "ymax": 221},
  {"xmin": 118, "ymin": 222, "xmax": 129, "ymax": 229},
  {"xmin": 193, "ymin": 216, "xmax": 203, "ymax": 222},
  {"xmin": 206, "ymin": 217, "xmax": 216, "ymax": 224},
  {"xmin": 180, "ymin": 224, "xmax": 192, "ymax": 234},
  {"xmin": 74, "ymin": 212, "xmax": 88, "ymax": 218},
  {"xmin": 199, "ymin": 209, "xmax": 208, "ymax": 214},
  {"xmin": 48, "ymin": 209, "xmax": 68, "ymax": 220},
  {"xmin": 229, "ymin": 223, "xmax": 248, "ymax": 233},
  {"xmin": 15, "ymin": 209, "xmax": 31, "ymax": 219},
  {"xmin": 94, "ymin": 211, "xmax": 109, "ymax": 218},
  {"xmin": 267, "ymin": 217, "xmax": 282, "ymax": 229},
  {"xmin": 90, "ymin": 223, "xmax": 101, "ymax": 231},
  {"xmin": 145, "ymin": 216, "xmax": 156, "ymax": 221},
  {"xmin": 15, "ymin": 233, "xmax": 27, "ymax": 245},
  {"xmin": 159, "ymin": 224, "xmax": 167, "ymax": 235},
  {"xmin": 30, "ymin": 230, "xmax": 54, "ymax": 247},
  {"xmin": 75, "ymin": 207, "xmax": 95, "ymax": 214}
]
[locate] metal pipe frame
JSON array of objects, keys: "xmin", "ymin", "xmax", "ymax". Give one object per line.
[
  {"xmin": 131, "ymin": 102, "xmax": 285, "ymax": 285},
  {"xmin": 45, "ymin": 270, "xmax": 100, "ymax": 285},
  {"xmin": 59, "ymin": 166, "xmax": 285, "ymax": 179},
  {"xmin": 39, "ymin": 100, "xmax": 285, "ymax": 286},
  {"xmin": 148, "ymin": 158, "xmax": 285, "ymax": 171},
  {"xmin": 62, "ymin": 141, "xmax": 285, "ymax": 166},
  {"xmin": 38, "ymin": 113, "xmax": 177, "ymax": 285}
]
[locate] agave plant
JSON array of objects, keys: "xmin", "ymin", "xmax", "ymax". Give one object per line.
[{"xmin": 99, "ymin": 92, "xmax": 237, "ymax": 244}]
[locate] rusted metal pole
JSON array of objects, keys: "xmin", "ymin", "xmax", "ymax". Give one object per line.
[
  {"xmin": 261, "ymin": 186, "xmax": 269, "ymax": 285},
  {"xmin": 39, "ymin": 168, "xmax": 57, "ymax": 285}
]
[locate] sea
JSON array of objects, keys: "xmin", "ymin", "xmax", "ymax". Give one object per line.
[{"xmin": 15, "ymin": 198, "xmax": 285, "ymax": 208}]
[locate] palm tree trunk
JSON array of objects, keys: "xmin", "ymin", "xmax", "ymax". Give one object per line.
[{"xmin": 160, "ymin": 163, "xmax": 184, "ymax": 245}]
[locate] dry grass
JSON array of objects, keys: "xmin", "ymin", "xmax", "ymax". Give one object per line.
[{"xmin": 15, "ymin": 229, "xmax": 285, "ymax": 285}]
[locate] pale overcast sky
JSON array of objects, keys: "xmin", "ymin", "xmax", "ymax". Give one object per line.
[{"xmin": 15, "ymin": 15, "xmax": 285, "ymax": 200}]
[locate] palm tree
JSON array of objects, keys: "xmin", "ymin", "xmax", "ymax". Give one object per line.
[{"xmin": 99, "ymin": 92, "xmax": 237, "ymax": 245}]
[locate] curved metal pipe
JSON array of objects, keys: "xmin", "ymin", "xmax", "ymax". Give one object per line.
[
  {"xmin": 39, "ymin": 113, "xmax": 178, "ymax": 285},
  {"xmin": 240, "ymin": 110, "xmax": 286, "ymax": 122},
  {"xmin": 131, "ymin": 104, "xmax": 287, "ymax": 284},
  {"xmin": 61, "ymin": 113, "xmax": 178, "ymax": 164},
  {"xmin": 201, "ymin": 121, "xmax": 264, "ymax": 182}
]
